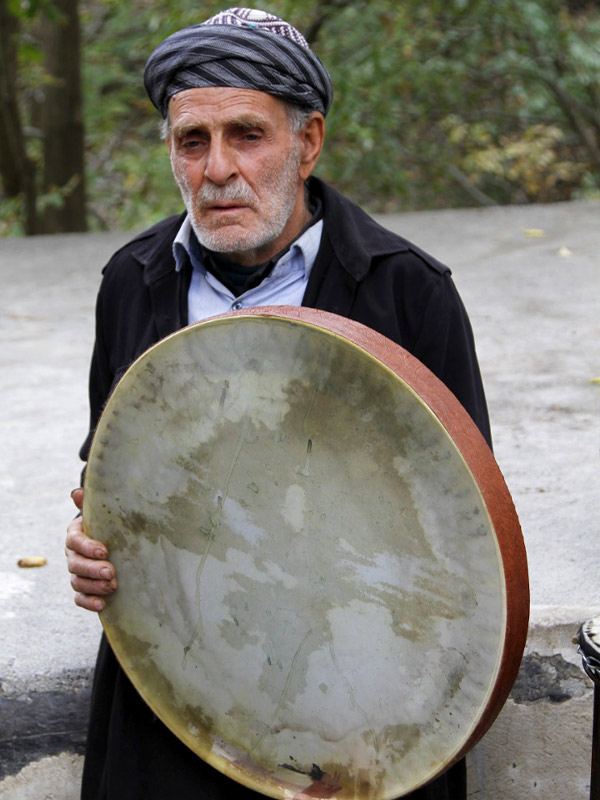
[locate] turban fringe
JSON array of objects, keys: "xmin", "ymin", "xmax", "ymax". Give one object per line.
[{"xmin": 144, "ymin": 25, "xmax": 333, "ymax": 118}]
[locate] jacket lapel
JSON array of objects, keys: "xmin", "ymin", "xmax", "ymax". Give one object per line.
[
  {"xmin": 304, "ymin": 178, "xmax": 408, "ymax": 318},
  {"xmin": 133, "ymin": 213, "xmax": 189, "ymax": 339}
]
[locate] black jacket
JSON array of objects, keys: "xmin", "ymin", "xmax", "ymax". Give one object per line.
[{"xmin": 80, "ymin": 177, "xmax": 490, "ymax": 800}]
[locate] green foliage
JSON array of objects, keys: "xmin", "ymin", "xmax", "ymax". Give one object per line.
[
  {"xmin": 0, "ymin": 197, "xmax": 23, "ymax": 237},
  {"xmin": 307, "ymin": 0, "xmax": 600, "ymax": 210},
  {"xmin": 81, "ymin": 0, "xmax": 217, "ymax": 230},
  {"xmin": 2, "ymin": 0, "xmax": 600, "ymax": 234}
]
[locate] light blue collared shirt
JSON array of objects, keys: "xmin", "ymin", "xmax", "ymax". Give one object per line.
[{"xmin": 172, "ymin": 215, "xmax": 323, "ymax": 324}]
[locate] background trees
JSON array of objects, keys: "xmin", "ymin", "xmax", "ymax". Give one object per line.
[
  {"xmin": 1, "ymin": 0, "xmax": 599, "ymax": 235},
  {"xmin": 1, "ymin": 0, "xmax": 85, "ymax": 233}
]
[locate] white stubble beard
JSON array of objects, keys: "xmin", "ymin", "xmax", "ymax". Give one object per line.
[{"xmin": 171, "ymin": 143, "xmax": 303, "ymax": 260}]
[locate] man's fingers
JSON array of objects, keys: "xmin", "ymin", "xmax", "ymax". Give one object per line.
[
  {"xmin": 71, "ymin": 487, "xmax": 84, "ymax": 511},
  {"xmin": 67, "ymin": 549, "xmax": 115, "ymax": 581},
  {"xmin": 74, "ymin": 592, "xmax": 107, "ymax": 613},
  {"xmin": 70, "ymin": 573, "xmax": 117, "ymax": 596},
  {"xmin": 65, "ymin": 488, "xmax": 116, "ymax": 614},
  {"xmin": 66, "ymin": 519, "xmax": 108, "ymax": 561}
]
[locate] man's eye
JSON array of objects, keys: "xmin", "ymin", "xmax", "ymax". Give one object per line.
[
  {"xmin": 240, "ymin": 131, "xmax": 261, "ymax": 142},
  {"xmin": 178, "ymin": 134, "xmax": 207, "ymax": 150}
]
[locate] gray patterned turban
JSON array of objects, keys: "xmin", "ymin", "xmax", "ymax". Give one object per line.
[{"xmin": 143, "ymin": 7, "xmax": 333, "ymax": 118}]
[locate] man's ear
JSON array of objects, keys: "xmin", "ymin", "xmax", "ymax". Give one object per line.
[{"xmin": 298, "ymin": 113, "xmax": 326, "ymax": 181}]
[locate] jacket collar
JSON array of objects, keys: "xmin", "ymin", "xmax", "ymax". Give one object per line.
[
  {"xmin": 120, "ymin": 212, "xmax": 188, "ymax": 338},
  {"xmin": 127, "ymin": 177, "xmax": 411, "ymax": 285},
  {"xmin": 128, "ymin": 179, "xmax": 411, "ymax": 287},
  {"xmin": 310, "ymin": 177, "xmax": 409, "ymax": 283},
  {"xmin": 124, "ymin": 212, "xmax": 187, "ymax": 286}
]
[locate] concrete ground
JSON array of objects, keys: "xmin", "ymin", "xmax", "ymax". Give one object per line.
[{"xmin": 1, "ymin": 199, "xmax": 599, "ymax": 797}]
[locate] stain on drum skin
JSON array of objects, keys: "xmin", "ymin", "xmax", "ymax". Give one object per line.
[{"xmin": 83, "ymin": 306, "xmax": 529, "ymax": 800}]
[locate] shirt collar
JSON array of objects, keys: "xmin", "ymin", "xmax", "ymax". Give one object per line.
[
  {"xmin": 173, "ymin": 215, "xmax": 193, "ymax": 273},
  {"xmin": 172, "ymin": 214, "xmax": 323, "ymax": 281}
]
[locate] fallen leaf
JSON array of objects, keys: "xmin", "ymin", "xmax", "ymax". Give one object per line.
[
  {"xmin": 524, "ymin": 228, "xmax": 544, "ymax": 238},
  {"xmin": 558, "ymin": 246, "xmax": 573, "ymax": 257},
  {"xmin": 17, "ymin": 556, "xmax": 47, "ymax": 568}
]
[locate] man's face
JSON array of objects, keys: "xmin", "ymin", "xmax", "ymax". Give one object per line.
[{"xmin": 168, "ymin": 87, "xmax": 309, "ymax": 266}]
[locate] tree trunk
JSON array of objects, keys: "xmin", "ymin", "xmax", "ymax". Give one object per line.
[
  {"xmin": 38, "ymin": 0, "xmax": 87, "ymax": 233},
  {"xmin": 0, "ymin": 0, "xmax": 38, "ymax": 234}
]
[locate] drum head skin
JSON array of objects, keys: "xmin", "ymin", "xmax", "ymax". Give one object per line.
[{"xmin": 84, "ymin": 307, "xmax": 529, "ymax": 799}]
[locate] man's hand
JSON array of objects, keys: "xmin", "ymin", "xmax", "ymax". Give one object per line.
[{"xmin": 66, "ymin": 487, "xmax": 117, "ymax": 612}]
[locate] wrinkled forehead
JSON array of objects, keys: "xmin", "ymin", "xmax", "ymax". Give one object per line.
[{"xmin": 166, "ymin": 87, "xmax": 292, "ymax": 133}]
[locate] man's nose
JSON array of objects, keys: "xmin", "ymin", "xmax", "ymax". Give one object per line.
[{"xmin": 204, "ymin": 139, "xmax": 237, "ymax": 185}]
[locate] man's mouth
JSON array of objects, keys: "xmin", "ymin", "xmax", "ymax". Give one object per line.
[{"xmin": 205, "ymin": 202, "xmax": 249, "ymax": 212}]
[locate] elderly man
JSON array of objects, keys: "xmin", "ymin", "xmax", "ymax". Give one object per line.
[{"xmin": 66, "ymin": 8, "xmax": 491, "ymax": 800}]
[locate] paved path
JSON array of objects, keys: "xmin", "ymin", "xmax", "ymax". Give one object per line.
[
  {"xmin": 383, "ymin": 201, "xmax": 599, "ymax": 612},
  {"xmin": 1, "ymin": 198, "xmax": 598, "ymax": 714}
]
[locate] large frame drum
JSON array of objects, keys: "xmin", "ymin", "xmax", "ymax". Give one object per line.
[{"xmin": 84, "ymin": 307, "xmax": 529, "ymax": 799}]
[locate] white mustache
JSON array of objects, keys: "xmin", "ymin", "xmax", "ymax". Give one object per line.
[{"xmin": 197, "ymin": 181, "xmax": 257, "ymax": 207}]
